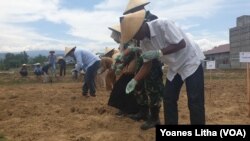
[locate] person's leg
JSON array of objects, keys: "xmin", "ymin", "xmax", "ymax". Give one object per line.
[
  {"xmin": 141, "ymin": 77, "xmax": 164, "ymax": 130},
  {"xmin": 49, "ymin": 64, "xmax": 54, "ymax": 77},
  {"xmin": 53, "ymin": 63, "xmax": 56, "ymax": 77},
  {"xmin": 185, "ymin": 64, "xmax": 205, "ymax": 124},
  {"xmin": 105, "ymin": 73, "xmax": 112, "ymax": 90},
  {"xmin": 63, "ymin": 67, "xmax": 66, "ymax": 76},
  {"xmin": 43, "ymin": 73, "xmax": 48, "ymax": 83},
  {"xmin": 129, "ymin": 80, "xmax": 149, "ymax": 121},
  {"xmin": 163, "ymin": 74, "xmax": 183, "ymax": 124},
  {"xmin": 87, "ymin": 61, "xmax": 101, "ymax": 96},
  {"xmin": 82, "ymin": 77, "xmax": 89, "ymax": 96},
  {"xmin": 60, "ymin": 66, "xmax": 63, "ymax": 76}
]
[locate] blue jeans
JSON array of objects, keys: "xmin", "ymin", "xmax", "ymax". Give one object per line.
[
  {"xmin": 49, "ymin": 63, "xmax": 56, "ymax": 77},
  {"xmin": 82, "ymin": 60, "xmax": 100, "ymax": 96},
  {"xmin": 163, "ymin": 64, "xmax": 205, "ymax": 124}
]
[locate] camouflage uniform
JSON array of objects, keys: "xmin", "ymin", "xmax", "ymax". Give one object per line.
[
  {"xmin": 142, "ymin": 59, "xmax": 164, "ymax": 108},
  {"xmin": 115, "ymin": 10, "xmax": 162, "ymax": 130},
  {"xmin": 129, "ymin": 11, "xmax": 164, "ymax": 130},
  {"xmin": 134, "ymin": 57, "xmax": 163, "ymax": 110}
]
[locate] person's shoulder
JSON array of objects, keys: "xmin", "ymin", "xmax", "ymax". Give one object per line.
[
  {"xmin": 155, "ymin": 19, "xmax": 172, "ymax": 25},
  {"xmin": 147, "ymin": 19, "xmax": 164, "ymax": 26},
  {"xmin": 75, "ymin": 47, "xmax": 90, "ymax": 54},
  {"xmin": 152, "ymin": 19, "xmax": 177, "ymax": 30},
  {"xmin": 147, "ymin": 19, "xmax": 165, "ymax": 31}
]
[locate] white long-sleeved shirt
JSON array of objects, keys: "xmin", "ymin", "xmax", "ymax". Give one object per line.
[
  {"xmin": 74, "ymin": 47, "xmax": 100, "ymax": 72},
  {"xmin": 141, "ymin": 19, "xmax": 205, "ymax": 81}
]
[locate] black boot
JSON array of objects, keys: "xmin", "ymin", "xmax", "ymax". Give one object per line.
[
  {"xmin": 129, "ymin": 105, "xmax": 149, "ymax": 121},
  {"xmin": 140, "ymin": 106, "xmax": 160, "ymax": 130}
]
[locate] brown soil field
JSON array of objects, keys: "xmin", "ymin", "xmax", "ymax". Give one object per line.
[{"xmin": 0, "ymin": 69, "xmax": 250, "ymax": 141}]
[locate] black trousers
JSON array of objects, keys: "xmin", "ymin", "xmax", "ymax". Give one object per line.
[
  {"xmin": 59, "ymin": 66, "xmax": 66, "ymax": 76},
  {"xmin": 82, "ymin": 60, "xmax": 100, "ymax": 95},
  {"xmin": 163, "ymin": 64, "xmax": 205, "ymax": 125}
]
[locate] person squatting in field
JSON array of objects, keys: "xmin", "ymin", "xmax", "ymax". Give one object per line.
[{"xmin": 19, "ymin": 64, "xmax": 28, "ymax": 77}]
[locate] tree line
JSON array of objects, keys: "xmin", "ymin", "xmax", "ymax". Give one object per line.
[{"xmin": 0, "ymin": 51, "xmax": 47, "ymax": 70}]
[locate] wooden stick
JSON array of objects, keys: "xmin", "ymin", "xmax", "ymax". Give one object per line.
[{"xmin": 209, "ymin": 69, "xmax": 212, "ymax": 99}]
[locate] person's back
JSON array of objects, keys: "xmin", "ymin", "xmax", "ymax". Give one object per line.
[
  {"xmin": 58, "ymin": 59, "xmax": 66, "ymax": 68},
  {"xmin": 34, "ymin": 65, "xmax": 43, "ymax": 76},
  {"xmin": 58, "ymin": 58, "xmax": 66, "ymax": 76},
  {"xmin": 42, "ymin": 63, "xmax": 50, "ymax": 75},
  {"xmin": 74, "ymin": 48, "xmax": 100, "ymax": 72},
  {"xmin": 99, "ymin": 57, "xmax": 113, "ymax": 73}
]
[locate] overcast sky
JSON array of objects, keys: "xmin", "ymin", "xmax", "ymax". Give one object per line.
[{"xmin": 0, "ymin": 0, "xmax": 249, "ymax": 53}]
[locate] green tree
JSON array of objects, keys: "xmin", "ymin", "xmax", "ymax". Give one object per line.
[
  {"xmin": 0, "ymin": 59, "xmax": 4, "ymax": 70},
  {"xmin": 3, "ymin": 52, "xmax": 30, "ymax": 70},
  {"xmin": 29, "ymin": 54, "xmax": 47, "ymax": 64},
  {"xmin": 4, "ymin": 53, "xmax": 16, "ymax": 69}
]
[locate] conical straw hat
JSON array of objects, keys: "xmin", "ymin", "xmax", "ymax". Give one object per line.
[
  {"xmin": 34, "ymin": 63, "xmax": 41, "ymax": 66},
  {"xmin": 124, "ymin": 0, "xmax": 150, "ymax": 14},
  {"xmin": 65, "ymin": 47, "xmax": 76, "ymax": 56},
  {"xmin": 57, "ymin": 56, "xmax": 64, "ymax": 60},
  {"xmin": 120, "ymin": 10, "xmax": 146, "ymax": 44},
  {"xmin": 108, "ymin": 24, "xmax": 121, "ymax": 33}
]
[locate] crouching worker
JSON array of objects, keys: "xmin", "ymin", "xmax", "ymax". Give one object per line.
[
  {"xmin": 42, "ymin": 62, "xmax": 51, "ymax": 83},
  {"xmin": 34, "ymin": 63, "xmax": 43, "ymax": 76},
  {"xmin": 19, "ymin": 64, "xmax": 28, "ymax": 77}
]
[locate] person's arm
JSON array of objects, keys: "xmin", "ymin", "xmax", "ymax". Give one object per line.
[
  {"xmin": 161, "ymin": 39, "xmax": 186, "ymax": 55},
  {"xmin": 53, "ymin": 55, "xmax": 57, "ymax": 64},
  {"xmin": 134, "ymin": 60, "xmax": 152, "ymax": 81},
  {"xmin": 161, "ymin": 20, "xmax": 186, "ymax": 55},
  {"xmin": 125, "ymin": 60, "xmax": 152, "ymax": 94},
  {"xmin": 141, "ymin": 21, "xmax": 186, "ymax": 60},
  {"xmin": 75, "ymin": 52, "xmax": 83, "ymax": 72}
]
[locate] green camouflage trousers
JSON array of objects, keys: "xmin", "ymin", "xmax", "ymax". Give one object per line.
[{"xmin": 134, "ymin": 58, "xmax": 164, "ymax": 108}]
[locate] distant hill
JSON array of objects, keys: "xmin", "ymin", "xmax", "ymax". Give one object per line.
[
  {"xmin": 0, "ymin": 50, "xmax": 65, "ymax": 58},
  {"xmin": 27, "ymin": 50, "xmax": 64, "ymax": 57}
]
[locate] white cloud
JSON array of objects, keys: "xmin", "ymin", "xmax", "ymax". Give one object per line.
[
  {"xmin": 186, "ymin": 30, "xmax": 229, "ymax": 51},
  {"xmin": 0, "ymin": 0, "xmax": 230, "ymax": 53},
  {"xmin": 0, "ymin": 0, "xmax": 60, "ymax": 23},
  {"xmin": 149, "ymin": 0, "xmax": 224, "ymax": 20},
  {"xmin": 94, "ymin": 0, "xmax": 127, "ymax": 11},
  {"xmin": 0, "ymin": 24, "xmax": 67, "ymax": 52},
  {"xmin": 196, "ymin": 39, "xmax": 228, "ymax": 51},
  {"xmin": 60, "ymin": 9, "xmax": 120, "ymax": 41},
  {"xmin": 0, "ymin": 0, "xmax": 124, "ymax": 53}
]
